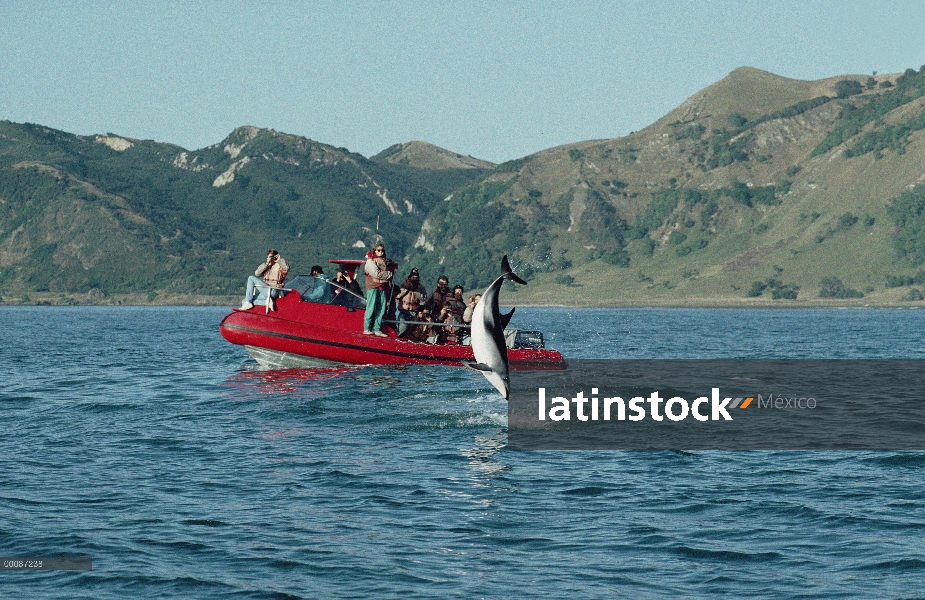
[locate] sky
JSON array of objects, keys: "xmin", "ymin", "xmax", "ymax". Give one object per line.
[{"xmin": 1, "ymin": 1, "xmax": 924, "ymax": 163}]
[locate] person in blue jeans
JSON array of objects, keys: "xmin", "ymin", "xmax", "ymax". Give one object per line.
[{"xmin": 241, "ymin": 249, "xmax": 288, "ymax": 309}]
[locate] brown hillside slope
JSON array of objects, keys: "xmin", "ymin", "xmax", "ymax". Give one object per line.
[
  {"xmin": 372, "ymin": 141, "xmax": 496, "ymax": 170},
  {"xmin": 412, "ymin": 66, "xmax": 925, "ymax": 305}
]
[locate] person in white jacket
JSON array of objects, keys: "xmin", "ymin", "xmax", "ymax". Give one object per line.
[{"xmin": 241, "ymin": 249, "xmax": 288, "ymax": 309}]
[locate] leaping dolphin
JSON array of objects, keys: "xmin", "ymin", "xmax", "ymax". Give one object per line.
[{"xmin": 468, "ymin": 255, "xmax": 527, "ymax": 398}]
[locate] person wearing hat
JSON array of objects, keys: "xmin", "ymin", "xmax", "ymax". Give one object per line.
[
  {"xmin": 305, "ymin": 265, "xmax": 332, "ymax": 303},
  {"xmin": 241, "ymin": 249, "xmax": 289, "ymax": 310},
  {"xmin": 331, "ymin": 266, "xmax": 363, "ymax": 307},
  {"xmin": 395, "ymin": 267, "xmax": 427, "ymax": 337}
]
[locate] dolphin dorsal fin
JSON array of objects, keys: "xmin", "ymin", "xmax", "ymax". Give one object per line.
[
  {"xmin": 501, "ymin": 255, "xmax": 528, "ymax": 285},
  {"xmin": 500, "ymin": 307, "xmax": 516, "ymax": 329}
]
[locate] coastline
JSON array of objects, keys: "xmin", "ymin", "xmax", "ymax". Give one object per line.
[
  {"xmin": 0, "ymin": 292, "xmax": 240, "ymax": 308},
  {"xmin": 1, "ymin": 291, "xmax": 923, "ymax": 309}
]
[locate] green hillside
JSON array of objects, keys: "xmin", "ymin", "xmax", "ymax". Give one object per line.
[
  {"xmin": 407, "ymin": 65, "xmax": 925, "ymax": 305},
  {"xmin": 6, "ymin": 64, "xmax": 925, "ymax": 306},
  {"xmin": 370, "ymin": 141, "xmax": 494, "ymax": 200},
  {"xmin": 0, "ymin": 124, "xmax": 448, "ymax": 301}
]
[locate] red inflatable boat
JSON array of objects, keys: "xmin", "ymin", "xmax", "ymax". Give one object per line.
[{"xmin": 219, "ymin": 260, "xmax": 565, "ymax": 370}]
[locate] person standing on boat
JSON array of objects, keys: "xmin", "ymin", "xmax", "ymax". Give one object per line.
[
  {"xmin": 395, "ymin": 267, "xmax": 427, "ymax": 337},
  {"xmin": 363, "ymin": 243, "xmax": 394, "ymax": 336},
  {"xmin": 241, "ymin": 249, "xmax": 289, "ymax": 310}
]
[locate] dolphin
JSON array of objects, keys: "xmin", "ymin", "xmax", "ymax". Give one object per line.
[{"xmin": 467, "ymin": 255, "xmax": 527, "ymax": 398}]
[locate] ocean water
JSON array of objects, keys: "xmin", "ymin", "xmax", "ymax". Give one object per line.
[{"xmin": 2, "ymin": 306, "xmax": 925, "ymax": 599}]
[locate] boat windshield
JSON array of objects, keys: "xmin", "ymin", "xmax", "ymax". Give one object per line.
[{"xmin": 287, "ymin": 275, "xmax": 366, "ymax": 308}]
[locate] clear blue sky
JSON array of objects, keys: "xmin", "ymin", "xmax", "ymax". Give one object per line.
[{"xmin": 2, "ymin": 1, "xmax": 923, "ymax": 163}]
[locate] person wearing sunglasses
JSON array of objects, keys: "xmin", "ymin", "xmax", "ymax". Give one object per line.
[{"xmin": 363, "ymin": 243, "xmax": 393, "ymax": 336}]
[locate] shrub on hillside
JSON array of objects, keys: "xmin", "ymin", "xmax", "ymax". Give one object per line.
[
  {"xmin": 747, "ymin": 281, "xmax": 767, "ymax": 297},
  {"xmin": 747, "ymin": 278, "xmax": 798, "ymax": 299},
  {"xmin": 835, "ymin": 79, "xmax": 863, "ymax": 98},
  {"xmin": 678, "ymin": 124, "xmax": 706, "ymax": 140},
  {"xmin": 771, "ymin": 285, "xmax": 799, "ymax": 300},
  {"xmin": 601, "ymin": 248, "xmax": 630, "ymax": 267},
  {"xmin": 886, "ymin": 271, "xmax": 925, "ymax": 287},
  {"xmin": 669, "ymin": 231, "xmax": 687, "ymax": 246},
  {"xmin": 727, "ymin": 112, "xmax": 748, "ymax": 128},
  {"xmin": 819, "ymin": 276, "xmax": 864, "ymax": 298},
  {"xmin": 836, "ymin": 212, "xmax": 859, "ymax": 230},
  {"xmin": 751, "ymin": 186, "xmax": 778, "ymax": 206},
  {"xmin": 754, "ymin": 97, "xmax": 831, "ymax": 126},
  {"xmin": 888, "ymin": 186, "xmax": 925, "ymax": 264},
  {"xmin": 639, "ymin": 238, "xmax": 656, "ymax": 256}
]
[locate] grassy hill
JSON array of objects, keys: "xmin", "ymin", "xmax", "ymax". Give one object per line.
[
  {"xmin": 6, "ymin": 64, "xmax": 925, "ymax": 306},
  {"xmin": 407, "ymin": 65, "xmax": 925, "ymax": 305},
  {"xmin": 370, "ymin": 141, "xmax": 495, "ymax": 200},
  {"xmin": 0, "ymin": 123, "xmax": 458, "ymax": 301}
]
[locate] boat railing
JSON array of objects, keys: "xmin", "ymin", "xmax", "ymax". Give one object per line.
[
  {"xmin": 324, "ymin": 280, "xmax": 368, "ymax": 304},
  {"xmin": 382, "ymin": 318, "xmax": 470, "ymax": 329},
  {"xmin": 380, "ymin": 319, "xmax": 546, "ymax": 349}
]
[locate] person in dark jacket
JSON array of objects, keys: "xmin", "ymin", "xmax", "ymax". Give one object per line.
[
  {"xmin": 446, "ymin": 285, "xmax": 466, "ymax": 318},
  {"xmin": 395, "ymin": 267, "xmax": 427, "ymax": 336},
  {"xmin": 425, "ymin": 275, "xmax": 452, "ymax": 314},
  {"xmin": 331, "ymin": 267, "xmax": 364, "ymax": 307},
  {"xmin": 437, "ymin": 301, "xmax": 462, "ymax": 344},
  {"xmin": 407, "ymin": 309, "xmax": 437, "ymax": 343}
]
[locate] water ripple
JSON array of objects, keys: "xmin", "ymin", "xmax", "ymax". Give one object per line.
[{"xmin": 1, "ymin": 307, "xmax": 924, "ymax": 598}]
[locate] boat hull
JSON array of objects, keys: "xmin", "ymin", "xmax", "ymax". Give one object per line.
[
  {"xmin": 244, "ymin": 345, "xmax": 345, "ymax": 369},
  {"xmin": 219, "ymin": 291, "xmax": 564, "ymax": 369}
]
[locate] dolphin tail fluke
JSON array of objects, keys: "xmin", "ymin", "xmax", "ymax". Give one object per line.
[{"xmin": 501, "ymin": 255, "xmax": 528, "ymax": 285}]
